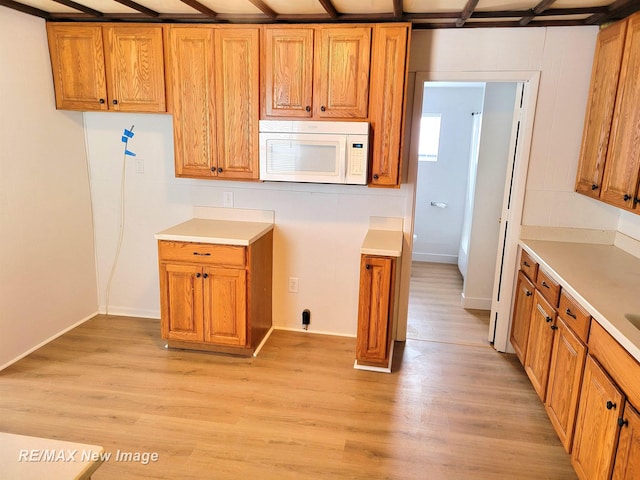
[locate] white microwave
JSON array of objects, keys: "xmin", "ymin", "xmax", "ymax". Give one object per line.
[{"xmin": 259, "ymin": 120, "xmax": 369, "ymax": 185}]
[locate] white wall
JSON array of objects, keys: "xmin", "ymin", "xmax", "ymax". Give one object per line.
[
  {"xmin": 461, "ymin": 83, "xmax": 518, "ymax": 309},
  {"xmin": 84, "ymin": 113, "xmax": 407, "ymax": 336},
  {"xmin": 0, "ymin": 10, "xmax": 98, "ymax": 368},
  {"xmin": 618, "ymin": 212, "xmax": 640, "ymax": 242},
  {"xmin": 413, "ymin": 85, "xmax": 485, "ymax": 263}
]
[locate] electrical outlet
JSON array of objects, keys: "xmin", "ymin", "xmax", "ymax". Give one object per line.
[
  {"xmin": 288, "ymin": 277, "xmax": 299, "ymax": 293},
  {"xmin": 223, "ymin": 191, "xmax": 234, "ymax": 208},
  {"xmin": 135, "ymin": 158, "xmax": 144, "ymax": 174}
]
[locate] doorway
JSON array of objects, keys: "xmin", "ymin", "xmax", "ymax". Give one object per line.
[{"xmin": 400, "ymin": 71, "xmax": 540, "ymax": 353}]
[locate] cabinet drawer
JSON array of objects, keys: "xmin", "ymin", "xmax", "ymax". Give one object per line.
[
  {"xmin": 520, "ymin": 250, "xmax": 539, "ymax": 281},
  {"xmin": 558, "ymin": 291, "xmax": 591, "ymax": 344},
  {"xmin": 536, "ymin": 269, "xmax": 561, "ymax": 307},
  {"xmin": 589, "ymin": 320, "xmax": 640, "ymax": 407},
  {"xmin": 158, "ymin": 241, "xmax": 245, "ymax": 267}
]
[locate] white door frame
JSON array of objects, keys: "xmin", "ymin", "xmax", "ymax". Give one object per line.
[{"xmin": 399, "ymin": 70, "xmax": 540, "ymax": 353}]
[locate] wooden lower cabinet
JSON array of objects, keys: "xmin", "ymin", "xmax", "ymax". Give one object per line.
[
  {"xmin": 510, "ymin": 270, "xmax": 535, "ymax": 364},
  {"xmin": 356, "ymin": 255, "xmax": 395, "ymax": 368},
  {"xmin": 572, "ymin": 355, "xmax": 624, "ymax": 480},
  {"xmin": 158, "ymin": 232, "xmax": 272, "ymax": 355},
  {"xmin": 524, "ymin": 290, "xmax": 557, "ymax": 401},
  {"xmin": 545, "ymin": 318, "xmax": 587, "ymax": 452},
  {"xmin": 613, "ymin": 403, "xmax": 640, "ymax": 480}
]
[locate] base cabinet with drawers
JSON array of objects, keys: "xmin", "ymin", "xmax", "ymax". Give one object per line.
[
  {"xmin": 510, "ymin": 245, "xmax": 640, "ymax": 479},
  {"xmin": 157, "ymin": 231, "xmax": 272, "ymax": 356}
]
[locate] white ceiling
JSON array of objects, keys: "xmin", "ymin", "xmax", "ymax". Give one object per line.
[{"xmin": 2, "ymin": 0, "xmax": 637, "ymax": 28}]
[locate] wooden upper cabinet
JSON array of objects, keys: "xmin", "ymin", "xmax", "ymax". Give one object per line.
[
  {"xmin": 263, "ymin": 28, "xmax": 314, "ymax": 117},
  {"xmin": 46, "ymin": 24, "xmax": 108, "ymax": 111},
  {"xmin": 368, "ymin": 24, "xmax": 409, "ymax": 186},
  {"xmin": 166, "ymin": 27, "xmax": 216, "ymax": 178},
  {"xmin": 214, "ymin": 28, "xmax": 260, "ymax": 180},
  {"xmin": 572, "ymin": 355, "xmax": 624, "ymax": 480},
  {"xmin": 575, "ymin": 20, "xmax": 627, "ymax": 198},
  {"xmin": 103, "ymin": 25, "xmax": 166, "ymax": 113},
  {"xmin": 46, "ymin": 23, "xmax": 165, "ymax": 113},
  {"xmin": 601, "ymin": 13, "xmax": 640, "ymax": 211},
  {"xmin": 315, "ymin": 27, "xmax": 371, "ymax": 118}
]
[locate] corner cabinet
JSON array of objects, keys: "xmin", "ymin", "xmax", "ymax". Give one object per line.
[
  {"xmin": 576, "ymin": 11, "xmax": 640, "ymax": 212},
  {"xmin": 166, "ymin": 26, "xmax": 259, "ymax": 180},
  {"xmin": 356, "ymin": 255, "xmax": 396, "ymax": 368},
  {"xmin": 46, "ymin": 23, "xmax": 166, "ymax": 112},
  {"xmin": 157, "ymin": 231, "xmax": 272, "ymax": 356}
]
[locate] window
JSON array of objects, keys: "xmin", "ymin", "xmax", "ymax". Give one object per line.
[{"xmin": 418, "ymin": 114, "xmax": 441, "ymax": 162}]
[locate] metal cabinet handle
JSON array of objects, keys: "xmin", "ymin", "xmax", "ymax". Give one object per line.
[
  {"xmin": 195, "ymin": 273, "xmax": 201, "ymax": 278},
  {"xmin": 218, "ymin": 167, "xmax": 223, "ymax": 173},
  {"xmin": 624, "ymin": 194, "xmax": 632, "ymax": 201},
  {"xmin": 305, "ymin": 106, "xmax": 311, "ymax": 112},
  {"xmin": 203, "ymin": 273, "xmax": 209, "ymax": 279},
  {"xmin": 193, "ymin": 252, "xmax": 211, "ymax": 256},
  {"xmin": 373, "ymin": 174, "xmax": 379, "ymax": 180},
  {"xmin": 565, "ymin": 308, "xmax": 577, "ymax": 319},
  {"xmin": 550, "ymin": 325, "xmax": 558, "ymax": 330},
  {"xmin": 606, "ymin": 401, "xmax": 617, "ymax": 410},
  {"xmin": 541, "ymin": 281, "xmax": 550, "ymax": 288},
  {"xmin": 99, "ymin": 98, "xmax": 105, "ymax": 104},
  {"xmin": 112, "ymin": 99, "xmax": 118, "ymax": 105},
  {"xmin": 545, "ymin": 316, "xmax": 553, "ymax": 323},
  {"xmin": 618, "ymin": 417, "xmax": 629, "ymax": 427},
  {"xmin": 591, "ymin": 184, "xmax": 598, "ymax": 190},
  {"xmin": 321, "ymin": 106, "xmax": 326, "ymax": 112},
  {"xmin": 523, "ymin": 261, "xmax": 531, "ymax": 267},
  {"xmin": 525, "ymin": 290, "xmax": 532, "ymax": 297},
  {"xmin": 365, "ymin": 264, "xmax": 371, "ymax": 270}
]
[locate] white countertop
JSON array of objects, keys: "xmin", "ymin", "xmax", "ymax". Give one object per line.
[
  {"xmin": 155, "ymin": 218, "xmax": 273, "ymax": 246},
  {"xmin": 520, "ymin": 239, "xmax": 640, "ymax": 363},
  {"xmin": 361, "ymin": 229, "xmax": 403, "ymax": 257},
  {"xmin": 0, "ymin": 432, "xmax": 104, "ymax": 479}
]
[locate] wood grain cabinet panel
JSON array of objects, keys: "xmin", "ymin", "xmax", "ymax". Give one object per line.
[
  {"xmin": 160, "ymin": 263, "xmax": 204, "ymax": 342},
  {"xmin": 214, "ymin": 28, "xmax": 260, "ymax": 180},
  {"xmin": 572, "ymin": 355, "xmax": 624, "ymax": 480},
  {"xmin": 545, "ymin": 318, "xmax": 587, "ymax": 453},
  {"xmin": 601, "ymin": 13, "xmax": 640, "ymax": 211},
  {"xmin": 263, "ymin": 28, "xmax": 314, "ymax": 117},
  {"xmin": 368, "ymin": 24, "xmax": 409, "ymax": 187},
  {"xmin": 46, "ymin": 23, "xmax": 165, "ymax": 112},
  {"xmin": 524, "ymin": 290, "xmax": 557, "ymax": 402},
  {"xmin": 612, "ymin": 403, "xmax": 640, "ymax": 480},
  {"xmin": 510, "ymin": 270, "xmax": 536, "ymax": 365},
  {"xmin": 575, "ymin": 20, "xmax": 627, "ymax": 198},
  {"xmin": 203, "ymin": 267, "xmax": 247, "ymax": 346},
  {"xmin": 356, "ymin": 255, "xmax": 395, "ymax": 368},
  {"xmin": 46, "ymin": 24, "xmax": 108, "ymax": 111}
]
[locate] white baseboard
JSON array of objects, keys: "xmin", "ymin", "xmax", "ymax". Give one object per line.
[
  {"xmin": 273, "ymin": 326, "xmax": 356, "ymax": 338},
  {"xmin": 412, "ymin": 253, "xmax": 458, "ymax": 264},
  {"xmin": 460, "ymin": 293, "xmax": 491, "ymax": 310},
  {"xmin": 98, "ymin": 306, "xmax": 160, "ymax": 319},
  {"xmin": 0, "ymin": 311, "xmax": 99, "ymax": 371}
]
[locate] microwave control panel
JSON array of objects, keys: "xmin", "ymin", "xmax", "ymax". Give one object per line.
[{"xmin": 349, "ymin": 143, "xmax": 366, "ymax": 176}]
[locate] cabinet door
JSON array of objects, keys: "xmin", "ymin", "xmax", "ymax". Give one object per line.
[
  {"xmin": 575, "ymin": 20, "xmax": 627, "ymax": 198},
  {"xmin": 46, "ymin": 24, "xmax": 108, "ymax": 111},
  {"xmin": 524, "ymin": 290, "xmax": 557, "ymax": 402},
  {"xmin": 572, "ymin": 356, "xmax": 624, "ymax": 480},
  {"xmin": 510, "ymin": 271, "xmax": 536, "ymax": 365},
  {"xmin": 356, "ymin": 255, "xmax": 394, "ymax": 367},
  {"xmin": 104, "ymin": 25, "xmax": 166, "ymax": 113},
  {"xmin": 368, "ymin": 25, "xmax": 409, "ymax": 187},
  {"xmin": 203, "ymin": 267, "xmax": 247, "ymax": 347},
  {"xmin": 613, "ymin": 403, "xmax": 640, "ymax": 480},
  {"xmin": 314, "ymin": 27, "xmax": 371, "ymax": 118},
  {"xmin": 545, "ymin": 318, "xmax": 587, "ymax": 453},
  {"xmin": 263, "ymin": 28, "xmax": 314, "ymax": 118},
  {"xmin": 166, "ymin": 27, "xmax": 217, "ymax": 178},
  {"xmin": 600, "ymin": 14, "xmax": 640, "ymax": 210},
  {"xmin": 214, "ymin": 28, "xmax": 260, "ymax": 179},
  {"xmin": 160, "ymin": 264, "xmax": 204, "ymax": 342}
]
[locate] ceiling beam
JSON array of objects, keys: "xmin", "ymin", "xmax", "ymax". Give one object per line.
[
  {"xmin": 393, "ymin": 0, "xmax": 403, "ymax": 19},
  {"xmin": 247, "ymin": 0, "xmax": 277, "ymax": 19},
  {"xmin": 318, "ymin": 0, "xmax": 339, "ymax": 19},
  {"xmin": 113, "ymin": 0, "xmax": 159, "ymax": 17},
  {"xmin": 519, "ymin": 0, "xmax": 557, "ymax": 26},
  {"xmin": 179, "ymin": 0, "xmax": 218, "ymax": 19},
  {"xmin": 456, "ymin": 0, "xmax": 479, "ymax": 27},
  {"xmin": 52, "ymin": 0, "xmax": 103, "ymax": 17},
  {"xmin": 0, "ymin": 0, "xmax": 50, "ymax": 19},
  {"xmin": 586, "ymin": 0, "xmax": 638, "ymax": 24},
  {"xmin": 470, "ymin": 7, "xmax": 608, "ymax": 18}
]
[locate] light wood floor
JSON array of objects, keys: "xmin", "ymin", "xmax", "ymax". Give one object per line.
[
  {"xmin": 407, "ymin": 262, "xmax": 491, "ymax": 347},
  {"xmin": 0, "ymin": 314, "xmax": 576, "ymax": 479}
]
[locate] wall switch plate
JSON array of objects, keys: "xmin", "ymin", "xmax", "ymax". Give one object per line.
[
  {"xmin": 135, "ymin": 158, "xmax": 144, "ymax": 174},
  {"xmin": 288, "ymin": 277, "xmax": 299, "ymax": 293},
  {"xmin": 223, "ymin": 192, "xmax": 234, "ymax": 208}
]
